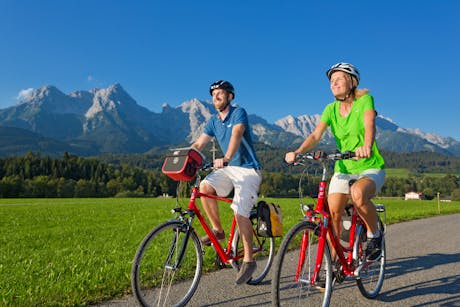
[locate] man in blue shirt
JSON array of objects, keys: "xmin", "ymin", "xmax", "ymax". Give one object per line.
[{"xmin": 192, "ymin": 80, "xmax": 262, "ymax": 285}]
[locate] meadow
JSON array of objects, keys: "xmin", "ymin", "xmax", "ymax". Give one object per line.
[{"xmin": 1, "ymin": 197, "xmax": 459, "ymax": 306}]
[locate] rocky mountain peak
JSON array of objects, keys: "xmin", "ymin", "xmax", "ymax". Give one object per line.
[
  {"xmin": 0, "ymin": 83, "xmax": 459, "ymax": 156},
  {"xmin": 86, "ymin": 84, "xmax": 137, "ymax": 118},
  {"xmin": 178, "ymin": 99, "xmax": 214, "ymax": 141},
  {"xmin": 20, "ymin": 85, "xmax": 65, "ymax": 104},
  {"xmin": 275, "ymin": 113, "xmax": 322, "ymax": 137}
]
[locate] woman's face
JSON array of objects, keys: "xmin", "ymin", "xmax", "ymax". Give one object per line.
[{"xmin": 329, "ymin": 71, "xmax": 353, "ymax": 99}]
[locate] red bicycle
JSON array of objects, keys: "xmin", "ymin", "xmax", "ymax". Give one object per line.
[
  {"xmin": 272, "ymin": 150, "xmax": 386, "ymax": 306},
  {"xmin": 131, "ymin": 148, "xmax": 275, "ymax": 306}
]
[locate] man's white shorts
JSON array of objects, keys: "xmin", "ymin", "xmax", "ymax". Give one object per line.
[
  {"xmin": 328, "ymin": 169, "xmax": 385, "ymax": 195},
  {"xmin": 202, "ymin": 166, "xmax": 262, "ymax": 218}
]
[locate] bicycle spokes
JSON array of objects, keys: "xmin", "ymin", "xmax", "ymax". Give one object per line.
[{"xmin": 273, "ymin": 222, "xmax": 333, "ymax": 306}]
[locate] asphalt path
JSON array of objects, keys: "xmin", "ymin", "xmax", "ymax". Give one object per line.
[{"xmin": 96, "ymin": 213, "xmax": 460, "ymax": 307}]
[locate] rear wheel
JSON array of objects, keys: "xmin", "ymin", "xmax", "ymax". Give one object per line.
[
  {"xmin": 356, "ymin": 218, "xmax": 386, "ymax": 298},
  {"xmin": 272, "ymin": 221, "xmax": 333, "ymax": 306},
  {"xmin": 232, "ymin": 211, "xmax": 275, "ymax": 284},
  {"xmin": 131, "ymin": 221, "xmax": 203, "ymax": 307}
]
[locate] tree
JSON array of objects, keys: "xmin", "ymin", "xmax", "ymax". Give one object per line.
[
  {"xmin": 452, "ymin": 189, "xmax": 460, "ymax": 201},
  {"xmin": 57, "ymin": 178, "xmax": 75, "ymax": 198},
  {"xmin": 0, "ymin": 175, "xmax": 23, "ymax": 197},
  {"xmin": 74, "ymin": 179, "xmax": 96, "ymax": 197}
]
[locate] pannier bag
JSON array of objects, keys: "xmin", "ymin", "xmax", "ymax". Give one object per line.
[
  {"xmin": 256, "ymin": 200, "xmax": 283, "ymax": 237},
  {"xmin": 162, "ymin": 147, "xmax": 205, "ymax": 181}
]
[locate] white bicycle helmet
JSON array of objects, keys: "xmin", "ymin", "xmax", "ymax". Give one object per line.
[{"xmin": 326, "ymin": 62, "xmax": 360, "ymax": 85}]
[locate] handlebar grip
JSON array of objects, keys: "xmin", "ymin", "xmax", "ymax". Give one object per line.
[
  {"xmin": 342, "ymin": 150, "xmax": 355, "ymax": 159},
  {"xmin": 200, "ymin": 161, "xmax": 229, "ymax": 170}
]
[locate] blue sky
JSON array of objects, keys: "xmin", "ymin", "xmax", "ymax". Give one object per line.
[{"xmin": 1, "ymin": 1, "xmax": 459, "ymax": 141}]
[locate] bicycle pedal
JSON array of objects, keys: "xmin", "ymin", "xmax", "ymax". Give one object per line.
[
  {"xmin": 214, "ymin": 253, "xmax": 226, "ymax": 269},
  {"xmin": 335, "ymin": 271, "xmax": 345, "ymax": 283},
  {"xmin": 214, "ymin": 258, "xmax": 226, "ymax": 269}
]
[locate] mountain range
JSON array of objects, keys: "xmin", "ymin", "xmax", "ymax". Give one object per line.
[{"xmin": 1, "ymin": 83, "xmax": 459, "ymax": 157}]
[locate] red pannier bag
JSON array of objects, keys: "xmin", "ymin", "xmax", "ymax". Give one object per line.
[{"xmin": 161, "ymin": 147, "xmax": 205, "ymax": 181}]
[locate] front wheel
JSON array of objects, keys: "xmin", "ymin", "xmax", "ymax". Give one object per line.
[
  {"xmin": 232, "ymin": 214, "xmax": 276, "ymax": 284},
  {"xmin": 356, "ymin": 218, "xmax": 386, "ymax": 298},
  {"xmin": 131, "ymin": 220, "xmax": 203, "ymax": 307},
  {"xmin": 272, "ymin": 221, "xmax": 333, "ymax": 307}
]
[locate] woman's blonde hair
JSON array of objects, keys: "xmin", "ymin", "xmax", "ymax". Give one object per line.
[
  {"xmin": 351, "ymin": 77, "xmax": 369, "ymax": 98},
  {"xmin": 354, "ymin": 88, "xmax": 369, "ymax": 98}
]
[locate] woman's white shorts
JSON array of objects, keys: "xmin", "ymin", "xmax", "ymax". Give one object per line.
[{"xmin": 328, "ymin": 169, "xmax": 385, "ymax": 195}]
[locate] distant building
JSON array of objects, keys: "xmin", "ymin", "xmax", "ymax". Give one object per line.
[{"xmin": 405, "ymin": 191, "xmax": 424, "ymax": 200}]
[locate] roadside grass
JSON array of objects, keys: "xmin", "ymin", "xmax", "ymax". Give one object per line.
[
  {"xmin": 385, "ymin": 168, "xmax": 410, "ymax": 177},
  {"xmin": 1, "ymin": 197, "xmax": 459, "ymax": 306},
  {"xmin": 385, "ymin": 168, "xmax": 454, "ymax": 178}
]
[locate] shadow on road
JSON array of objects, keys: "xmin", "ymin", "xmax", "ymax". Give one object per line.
[{"xmin": 379, "ymin": 252, "xmax": 460, "ymax": 305}]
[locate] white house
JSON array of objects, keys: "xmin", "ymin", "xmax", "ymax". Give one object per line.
[{"xmin": 405, "ymin": 191, "xmax": 423, "ymax": 200}]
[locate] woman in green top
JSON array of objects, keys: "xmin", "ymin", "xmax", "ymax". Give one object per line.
[{"xmin": 285, "ymin": 62, "xmax": 385, "ymax": 261}]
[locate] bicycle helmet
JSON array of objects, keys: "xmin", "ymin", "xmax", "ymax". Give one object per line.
[
  {"xmin": 209, "ymin": 80, "xmax": 235, "ymax": 97},
  {"xmin": 326, "ymin": 62, "xmax": 360, "ymax": 85}
]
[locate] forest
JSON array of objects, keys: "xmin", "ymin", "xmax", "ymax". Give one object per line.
[{"xmin": 0, "ymin": 149, "xmax": 459, "ymax": 200}]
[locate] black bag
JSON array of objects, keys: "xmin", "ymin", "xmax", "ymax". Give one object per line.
[{"xmin": 256, "ymin": 200, "xmax": 283, "ymax": 237}]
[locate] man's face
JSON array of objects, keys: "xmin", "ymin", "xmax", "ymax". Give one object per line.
[{"xmin": 212, "ymin": 88, "xmax": 232, "ymax": 111}]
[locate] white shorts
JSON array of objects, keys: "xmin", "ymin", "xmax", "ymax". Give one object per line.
[
  {"xmin": 328, "ymin": 169, "xmax": 385, "ymax": 195},
  {"xmin": 202, "ymin": 166, "xmax": 262, "ymax": 218}
]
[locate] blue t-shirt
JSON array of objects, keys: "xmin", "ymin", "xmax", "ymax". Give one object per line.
[{"xmin": 204, "ymin": 105, "xmax": 261, "ymax": 169}]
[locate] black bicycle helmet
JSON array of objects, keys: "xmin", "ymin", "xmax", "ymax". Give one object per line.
[
  {"xmin": 326, "ymin": 62, "xmax": 360, "ymax": 85},
  {"xmin": 209, "ymin": 80, "xmax": 235, "ymax": 97}
]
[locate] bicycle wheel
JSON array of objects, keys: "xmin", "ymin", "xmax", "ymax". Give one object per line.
[
  {"xmin": 131, "ymin": 220, "xmax": 203, "ymax": 307},
  {"xmin": 272, "ymin": 221, "xmax": 333, "ymax": 307},
  {"xmin": 356, "ymin": 218, "xmax": 386, "ymax": 298},
  {"xmin": 232, "ymin": 214, "xmax": 275, "ymax": 285}
]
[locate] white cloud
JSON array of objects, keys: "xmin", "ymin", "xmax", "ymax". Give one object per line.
[
  {"xmin": 87, "ymin": 75, "xmax": 94, "ymax": 82},
  {"xmin": 16, "ymin": 88, "xmax": 34, "ymax": 100}
]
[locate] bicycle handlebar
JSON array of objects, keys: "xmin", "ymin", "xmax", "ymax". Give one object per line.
[
  {"xmin": 199, "ymin": 161, "xmax": 229, "ymax": 171},
  {"xmin": 295, "ymin": 150, "xmax": 355, "ymax": 163}
]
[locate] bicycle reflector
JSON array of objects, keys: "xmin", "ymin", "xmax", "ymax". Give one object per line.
[{"xmin": 162, "ymin": 147, "xmax": 204, "ymax": 181}]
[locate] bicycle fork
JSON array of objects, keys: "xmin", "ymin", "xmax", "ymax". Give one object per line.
[
  {"xmin": 295, "ymin": 229, "xmax": 310, "ymax": 283},
  {"xmin": 295, "ymin": 222, "xmax": 327, "ymax": 286},
  {"xmin": 165, "ymin": 221, "xmax": 193, "ymax": 271}
]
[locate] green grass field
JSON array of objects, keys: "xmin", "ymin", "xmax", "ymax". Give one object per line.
[
  {"xmin": 385, "ymin": 168, "xmax": 410, "ymax": 177},
  {"xmin": 385, "ymin": 168, "xmax": 451, "ymax": 178},
  {"xmin": 1, "ymin": 197, "xmax": 459, "ymax": 306}
]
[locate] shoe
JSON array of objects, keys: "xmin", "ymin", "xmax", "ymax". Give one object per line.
[
  {"xmin": 235, "ymin": 261, "xmax": 257, "ymax": 285},
  {"xmin": 200, "ymin": 229, "xmax": 225, "ymax": 246},
  {"xmin": 365, "ymin": 236, "xmax": 382, "ymax": 261}
]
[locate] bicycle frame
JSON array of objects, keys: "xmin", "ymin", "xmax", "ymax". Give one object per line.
[
  {"xmin": 299, "ymin": 158, "xmax": 366, "ymax": 284},
  {"xmin": 184, "ymin": 173, "xmax": 263, "ymax": 268}
]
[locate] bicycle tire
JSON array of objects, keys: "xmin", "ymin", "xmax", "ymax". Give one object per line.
[
  {"xmin": 131, "ymin": 220, "xmax": 203, "ymax": 307},
  {"xmin": 272, "ymin": 221, "xmax": 333, "ymax": 307},
  {"xmin": 356, "ymin": 218, "xmax": 386, "ymax": 298},
  {"xmin": 232, "ymin": 214, "xmax": 275, "ymax": 285}
]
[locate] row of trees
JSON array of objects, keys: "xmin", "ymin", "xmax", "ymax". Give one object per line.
[
  {"xmin": 0, "ymin": 152, "xmax": 459, "ymax": 199},
  {"xmin": 0, "ymin": 152, "xmax": 169, "ymax": 198}
]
